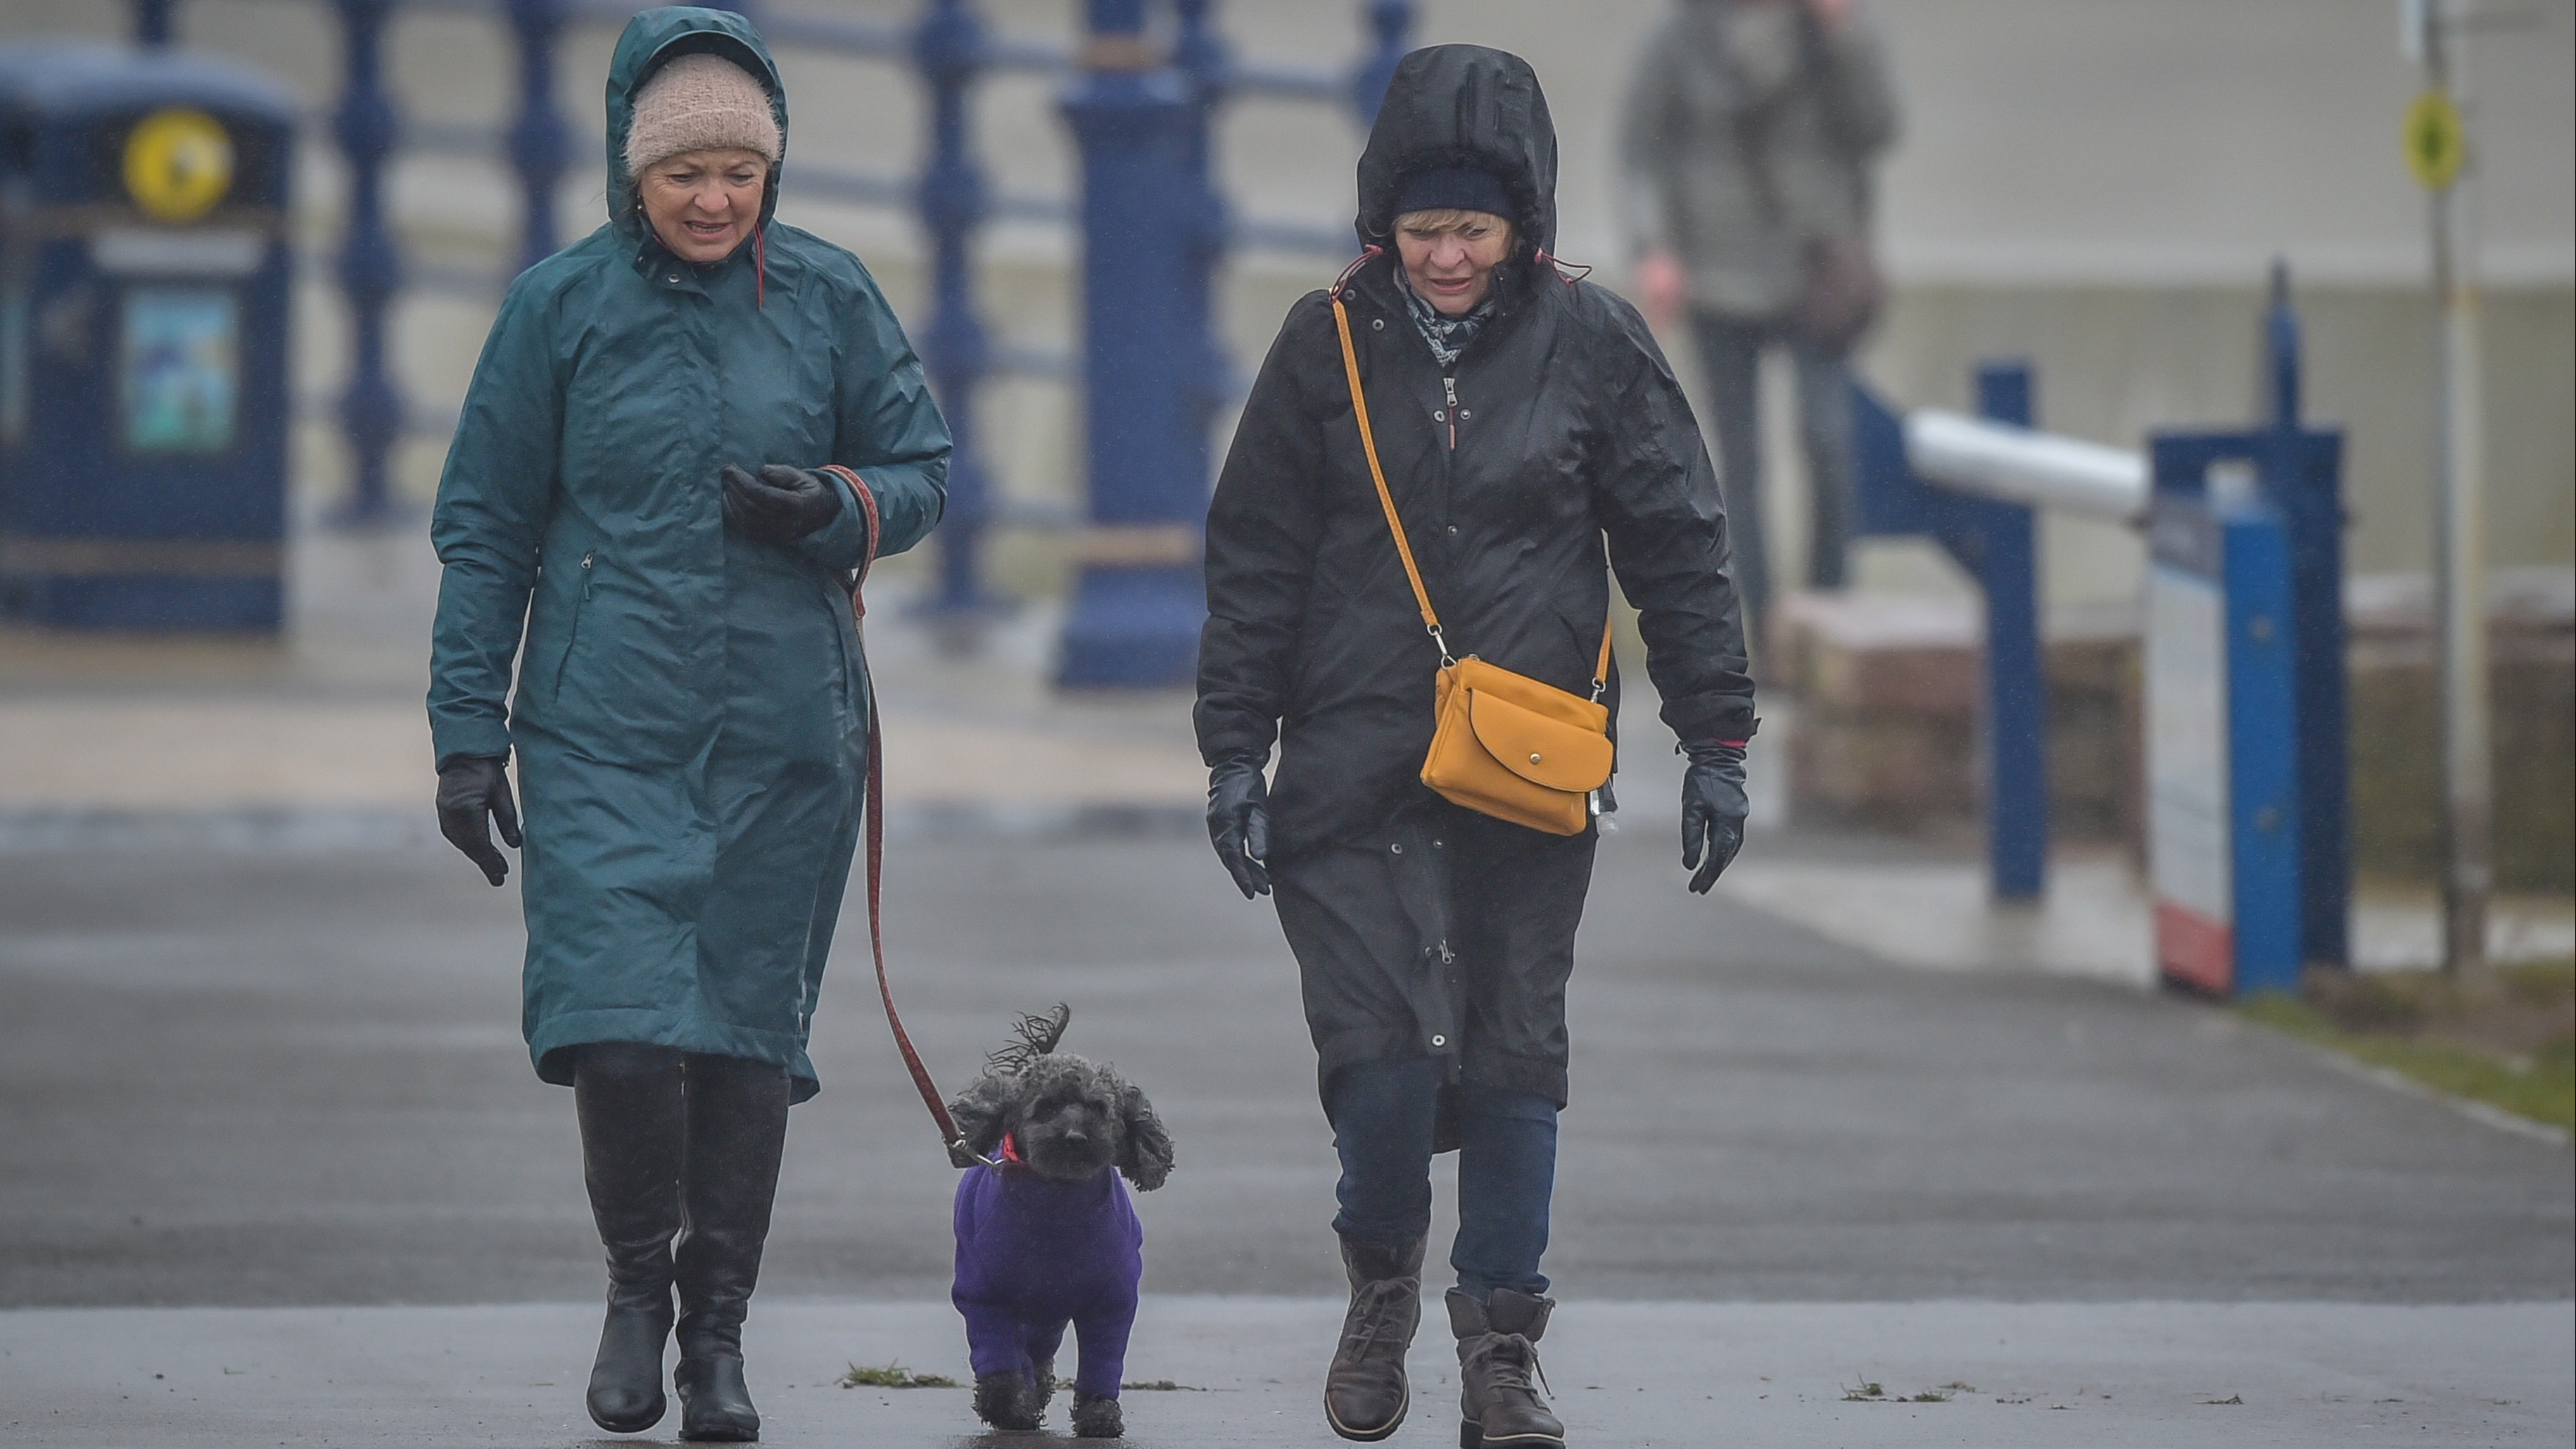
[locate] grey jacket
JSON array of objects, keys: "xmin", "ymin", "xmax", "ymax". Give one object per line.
[{"xmin": 1618, "ymin": 0, "xmax": 1899, "ymax": 319}]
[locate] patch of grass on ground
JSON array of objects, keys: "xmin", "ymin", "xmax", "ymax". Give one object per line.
[
  {"xmin": 838, "ymin": 1362, "xmax": 961, "ymax": 1389},
  {"xmin": 2240, "ymin": 958, "xmax": 2574, "ymax": 1131}
]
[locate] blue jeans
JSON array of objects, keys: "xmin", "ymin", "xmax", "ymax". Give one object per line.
[{"xmin": 1328, "ymin": 1057, "xmax": 1559, "ymax": 1298}]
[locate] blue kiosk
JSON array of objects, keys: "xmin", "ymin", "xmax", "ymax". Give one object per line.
[{"xmin": 0, "ymin": 45, "xmax": 297, "ymax": 631}]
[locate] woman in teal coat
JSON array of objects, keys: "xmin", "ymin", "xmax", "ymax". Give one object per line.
[{"xmin": 426, "ymin": 8, "xmax": 947, "ymax": 1439}]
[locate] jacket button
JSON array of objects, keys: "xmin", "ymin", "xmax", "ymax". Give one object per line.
[
  {"xmin": 1530, "ymin": 752, "xmax": 1542, "ymax": 764},
  {"xmin": 1459, "ymin": 409, "xmax": 1472, "ymax": 420},
  {"xmin": 1433, "ymin": 410, "xmax": 1445, "ymax": 422},
  {"xmin": 1371, "ymin": 318, "xmax": 1385, "ymax": 331},
  {"xmin": 1430, "ymin": 1034, "xmax": 1447, "ymax": 1047},
  {"xmin": 1447, "ymin": 525, "xmax": 1459, "ymax": 535},
  {"xmin": 666, "ymin": 272, "xmax": 680, "ymax": 284},
  {"xmin": 1390, "ymin": 842, "xmax": 1403, "ymax": 855}
]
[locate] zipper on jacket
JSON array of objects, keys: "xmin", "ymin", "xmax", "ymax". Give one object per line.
[
  {"xmin": 1442, "ymin": 375, "xmax": 1459, "ymax": 450},
  {"xmin": 553, "ymin": 551, "xmax": 595, "ymax": 700}
]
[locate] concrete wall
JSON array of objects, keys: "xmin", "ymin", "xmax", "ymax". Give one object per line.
[{"xmin": 6, "ymin": 0, "xmax": 2568, "ymax": 611}]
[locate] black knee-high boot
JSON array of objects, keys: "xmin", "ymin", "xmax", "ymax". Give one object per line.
[
  {"xmin": 673, "ymin": 1053, "xmax": 792, "ymax": 1443},
  {"xmin": 574, "ymin": 1043, "xmax": 686, "ymax": 1434}
]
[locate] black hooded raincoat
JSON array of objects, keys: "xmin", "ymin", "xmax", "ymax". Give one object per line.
[{"xmin": 1195, "ymin": 46, "xmax": 1753, "ymax": 1107}]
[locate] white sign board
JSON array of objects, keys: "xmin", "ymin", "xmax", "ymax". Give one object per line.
[{"xmin": 2148, "ymin": 559, "xmax": 2233, "ymax": 990}]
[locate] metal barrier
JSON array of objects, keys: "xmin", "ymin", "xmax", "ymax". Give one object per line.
[
  {"xmin": 1850, "ymin": 362, "xmax": 2050, "ymax": 900},
  {"xmin": 136, "ymin": 0, "xmax": 1409, "ymax": 659},
  {"xmin": 1848, "ymin": 265, "xmax": 2349, "ymax": 979}
]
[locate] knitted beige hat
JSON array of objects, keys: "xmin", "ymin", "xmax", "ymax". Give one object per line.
[{"xmin": 623, "ymin": 53, "xmax": 781, "ymax": 177}]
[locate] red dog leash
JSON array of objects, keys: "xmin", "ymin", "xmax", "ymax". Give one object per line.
[{"xmin": 817, "ymin": 465, "xmax": 994, "ymax": 1170}]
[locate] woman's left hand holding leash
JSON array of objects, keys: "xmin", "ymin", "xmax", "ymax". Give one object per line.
[{"xmin": 720, "ymin": 464, "xmax": 844, "ymax": 542}]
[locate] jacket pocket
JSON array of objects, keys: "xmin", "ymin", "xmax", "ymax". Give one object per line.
[{"xmin": 550, "ymin": 550, "xmax": 597, "ymax": 702}]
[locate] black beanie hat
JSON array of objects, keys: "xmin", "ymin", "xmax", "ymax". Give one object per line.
[{"xmin": 1393, "ymin": 166, "xmax": 1518, "ymax": 224}]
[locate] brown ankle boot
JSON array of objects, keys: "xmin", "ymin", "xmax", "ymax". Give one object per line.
[
  {"xmin": 1322, "ymin": 1234, "xmax": 1424, "ymax": 1441},
  {"xmin": 1447, "ymin": 1287, "xmax": 1564, "ymax": 1448}
]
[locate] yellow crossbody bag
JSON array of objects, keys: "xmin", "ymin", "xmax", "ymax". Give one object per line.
[{"xmin": 1332, "ymin": 296, "xmax": 1615, "ymax": 837}]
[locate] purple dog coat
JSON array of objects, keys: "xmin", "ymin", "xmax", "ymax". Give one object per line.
[{"xmin": 951, "ymin": 1147, "xmax": 1144, "ymax": 1399}]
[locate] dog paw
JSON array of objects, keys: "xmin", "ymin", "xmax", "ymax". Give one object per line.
[
  {"xmin": 973, "ymin": 1371, "xmax": 1044, "ymax": 1431},
  {"xmin": 1071, "ymin": 1392, "xmax": 1124, "ymax": 1438}
]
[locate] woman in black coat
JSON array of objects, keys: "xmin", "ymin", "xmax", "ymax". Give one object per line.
[{"xmin": 1194, "ymin": 44, "xmax": 1756, "ymax": 1449}]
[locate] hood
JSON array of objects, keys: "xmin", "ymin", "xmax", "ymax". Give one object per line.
[
  {"xmin": 1354, "ymin": 44, "xmax": 1558, "ymax": 255},
  {"xmin": 604, "ymin": 6, "xmax": 786, "ymax": 237}
]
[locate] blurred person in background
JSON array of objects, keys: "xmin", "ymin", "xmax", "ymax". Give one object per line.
[
  {"xmin": 1198, "ymin": 44, "xmax": 1754, "ymax": 1448},
  {"xmin": 1620, "ymin": 0, "xmax": 1898, "ymax": 645},
  {"xmin": 426, "ymin": 7, "xmax": 947, "ymax": 1440}
]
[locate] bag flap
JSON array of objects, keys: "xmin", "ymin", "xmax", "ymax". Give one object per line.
[
  {"xmin": 1466, "ymin": 688, "xmax": 1615, "ymax": 793},
  {"xmin": 1445, "ymin": 657, "xmax": 1609, "ymax": 732}
]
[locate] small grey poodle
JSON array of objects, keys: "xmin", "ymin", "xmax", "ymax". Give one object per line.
[{"xmin": 946, "ymin": 1006, "xmax": 1174, "ymax": 1438}]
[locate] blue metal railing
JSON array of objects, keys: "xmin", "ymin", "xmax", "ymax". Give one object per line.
[{"xmin": 141, "ymin": 0, "xmax": 1409, "ymax": 642}]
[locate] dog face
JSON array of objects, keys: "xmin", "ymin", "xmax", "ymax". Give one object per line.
[{"xmin": 951, "ymin": 1053, "xmax": 1175, "ymax": 1191}]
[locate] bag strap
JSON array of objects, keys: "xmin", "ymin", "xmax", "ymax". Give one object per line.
[
  {"xmin": 817, "ymin": 464, "xmax": 979, "ymax": 1165},
  {"xmin": 1333, "ymin": 295, "xmax": 1452, "ymax": 665},
  {"xmin": 1330, "ymin": 295, "xmax": 1618, "ymax": 696}
]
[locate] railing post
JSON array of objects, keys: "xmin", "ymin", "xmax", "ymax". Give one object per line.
[
  {"xmin": 505, "ymin": 0, "xmax": 571, "ymax": 274},
  {"xmin": 1351, "ymin": 0, "xmax": 1413, "ymax": 123},
  {"xmin": 333, "ymin": 0, "xmax": 405, "ymax": 526},
  {"xmin": 134, "ymin": 0, "xmax": 176, "ymax": 49},
  {"xmin": 1173, "ymin": 1, "xmax": 1235, "ymax": 472},
  {"xmin": 1055, "ymin": 0, "xmax": 1204, "ymax": 687},
  {"xmin": 911, "ymin": 0, "xmax": 1007, "ymax": 632},
  {"xmin": 1977, "ymin": 362, "xmax": 2047, "ymax": 901},
  {"xmin": 2257, "ymin": 262, "xmax": 2350, "ymax": 968}
]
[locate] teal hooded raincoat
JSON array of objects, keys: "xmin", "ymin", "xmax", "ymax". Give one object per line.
[{"xmin": 428, "ymin": 6, "xmax": 948, "ymax": 1101}]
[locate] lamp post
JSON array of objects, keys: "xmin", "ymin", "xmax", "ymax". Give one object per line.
[{"xmin": 2407, "ymin": 0, "xmax": 2488, "ymax": 973}]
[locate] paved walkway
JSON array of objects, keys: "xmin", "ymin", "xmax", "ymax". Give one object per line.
[
  {"xmin": 1, "ymin": 530, "xmax": 2569, "ymax": 1446},
  {"xmin": 7, "ymin": 1298, "xmax": 2568, "ymax": 1448},
  {"xmin": 4, "ymin": 828, "xmax": 2569, "ymax": 1443}
]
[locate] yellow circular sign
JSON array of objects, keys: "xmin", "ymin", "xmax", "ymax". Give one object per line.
[
  {"xmin": 123, "ymin": 108, "xmax": 235, "ymax": 222},
  {"xmin": 2404, "ymin": 90, "xmax": 2465, "ymax": 191}
]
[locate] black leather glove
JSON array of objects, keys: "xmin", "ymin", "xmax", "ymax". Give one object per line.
[
  {"xmin": 1680, "ymin": 740, "xmax": 1749, "ymax": 894},
  {"xmin": 438, "ymin": 754, "xmax": 522, "ymax": 887},
  {"xmin": 1206, "ymin": 757, "xmax": 1272, "ymax": 899},
  {"xmin": 721, "ymin": 463, "xmax": 843, "ymax": 543}
]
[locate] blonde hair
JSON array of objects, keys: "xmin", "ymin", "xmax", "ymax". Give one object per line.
[{"xmin": 1395, "ymin": 208, "xmax": 1513, "ymax": 239}]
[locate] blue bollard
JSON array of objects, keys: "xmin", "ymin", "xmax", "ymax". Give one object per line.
[
  {"xmin": 1976, "ymin": 363, "xmax": 2048, "ymax": 901},
  {"xmin": 1055, "ymin": 0, "xmax": 1206, "ymax": 688},
  {"xmin": 505, "ymin": 0, "xmax": 571, "ymax": 275},
  {"xmin": 911, "ymin": 0, "xmax": 1010, "ymax": 631},
  {"xmin": 332, "ymin": 0, "xmax": 405, "ymax": 527}
]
